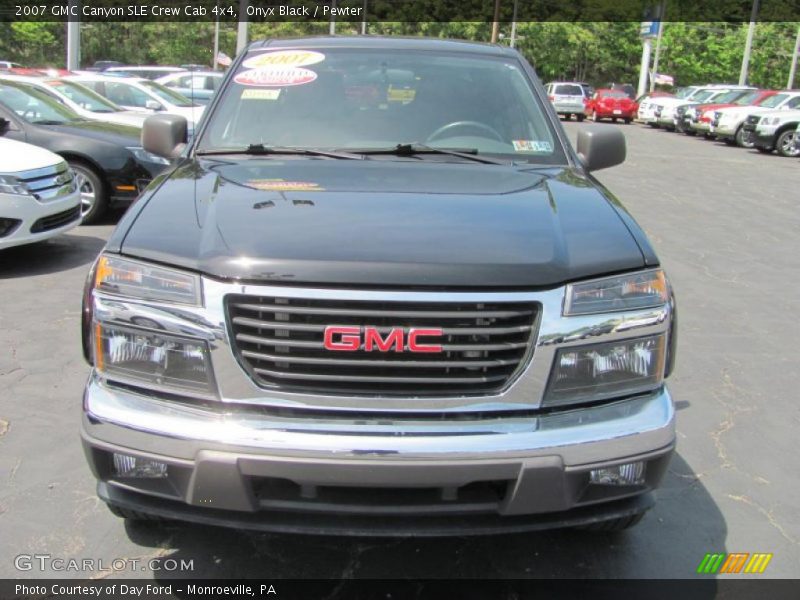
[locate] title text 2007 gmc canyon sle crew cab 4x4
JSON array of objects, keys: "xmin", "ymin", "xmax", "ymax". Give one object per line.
[{"xmin": 80, "ymin": 37, "xmax": 677, "ymax": 535}]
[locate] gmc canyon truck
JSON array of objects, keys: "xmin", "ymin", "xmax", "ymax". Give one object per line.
[{"xmin": 81, "ymin": 37, "xmax": 677, "ymax": 535}]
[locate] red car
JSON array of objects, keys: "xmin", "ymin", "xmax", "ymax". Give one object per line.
[{"xmin": 584, "ymin": 89, "xmax": 636, "ymax": 123}]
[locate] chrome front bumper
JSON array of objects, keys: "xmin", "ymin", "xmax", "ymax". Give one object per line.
[{"xmin": 83, "ymin": 377, "xmax": 675, "ymax": 521}]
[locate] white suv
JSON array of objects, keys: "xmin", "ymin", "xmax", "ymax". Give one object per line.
[
  {"xmin": 710, "ymin": 91, "xmax": 800, "ymax": 147},
  {"xmin": 0, "ymin": 136, "xmax": 81, "ymax": 250}
]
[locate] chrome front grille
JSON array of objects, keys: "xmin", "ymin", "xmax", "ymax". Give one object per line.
[
  {"xmin": 226, "ymin": 295, "xmax": 539, "ymax": 396},
  {"xmin": 18, "ymin": 161, "xmax": 77, "ymax": 202}
]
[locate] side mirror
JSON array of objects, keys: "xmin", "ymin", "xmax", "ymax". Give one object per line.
[
  {"xmin": 576, "ymin": 126, "xmax": 626, "ymax": 172},
  {"xmin": 0, "ymin": 118, "xmax": 9, "ymax": 136},
  {"xmin": 142, "ymin": 114, "xmax": 187, "ymax": 159},
  {"xmin": 145, "ymin": 99, "xmax": 163, "ymax": 111}
]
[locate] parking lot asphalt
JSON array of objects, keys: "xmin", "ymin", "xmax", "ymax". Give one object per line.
[{"xmin": 0, "ymin": 122, "xmax": 798, "ymax": 582}]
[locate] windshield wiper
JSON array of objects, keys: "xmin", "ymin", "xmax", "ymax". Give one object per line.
[
  {"xmin": 346, "ymin": 143, "xmax": 509, "ymax": 165},
  {"xmin": 196, "ymin": 143, "xmax": 364, "ymax": 160}
]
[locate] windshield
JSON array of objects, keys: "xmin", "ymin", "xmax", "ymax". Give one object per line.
[
  {"xmin": 759, "ymin": 93, "xmax": 788, "ymax": 108},
  {"xmin": 46, "ymin": 80, "xmax": 120, "ymax": 113},
  {"xmin": 599, "ymin": 90, "xmax": 629, "ymax": 99},
  {"xmin": 733, "ymin": 91, "xmax": 760, "ymax": 106},
  {"xmin": 711, "ymin": 90, "xmax": 745, "ymax": 104},
  {"xmin": 0, "ymin": 82, "xmax": 82, "ymax": 124},
  {"xmin": 554, "ymin": 84, "xmax": 583, "ymax": 96},
  {"xmin": 675, "ymin": 87, "xmax": 695, "ymax": 99},
  {"xmin": 140, "ymin": 80, "xmax": 193, "ymax": 106},
  {"xmin": 692, "ymin": 90, "xmax": 716, "ymax": 103},
  {"xmin": 198, "ymin": 48, "xmax": 564, "ymax": 163}
]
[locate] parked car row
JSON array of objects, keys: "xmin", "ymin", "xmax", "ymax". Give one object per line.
[{"xmin": 636, "ymin": 83, "xmax": 800, "ymax": 158}]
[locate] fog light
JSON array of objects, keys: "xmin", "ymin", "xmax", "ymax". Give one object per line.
[
  {"xmin": 590, "ymin": 461, "xmax": 645, "ymax": 486},
  {"xmin": 113, "ymin": 453, "xmax": 168, "ymax": 479}
]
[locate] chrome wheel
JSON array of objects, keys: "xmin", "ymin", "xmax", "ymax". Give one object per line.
[
  {"xmin": 73, "ymin": 168, "xmax": 96, "ymax": 217},
  {"xmin": 777, "ymin": 131, "xmax": 799, "ymax": 157}
]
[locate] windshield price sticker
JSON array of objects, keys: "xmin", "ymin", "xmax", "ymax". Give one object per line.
[
  {"xmin": 241, "ymin": 89, "xmax": 281, "ymax": 100},
  {"xmin": 235, "ymin": 68, "xmax": 318, "ymax": 87},
  {"xmin": 243, "ymin": 50, "xmax": 326, "ymax": 69}
]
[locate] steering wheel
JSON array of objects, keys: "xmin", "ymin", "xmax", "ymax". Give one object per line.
[{"xmin": 426, "ymin": 120, "xmax": 504, "ymax": 143}]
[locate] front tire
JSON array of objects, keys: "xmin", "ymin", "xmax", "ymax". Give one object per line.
[
  {"xmin": 624, "ymin": 118, "xmax": 632, "ymax": 125},
  {"xmin": 576, "ymin": 114, "xmax": 585, "ymax": 122},
  {"xmin": 738, "ymin": 127, "xmax": 755, "ymax": 148},
  {"xmin": 756, "ymin": 146, "xmax": 773, "ymax": 154},
  {"xmin": 68, "ymin": 161, "xmax": 107, "ymax": 224},
  {"xmin": 776, "ymin": 129, "xmax": 800, "ymax": 157}
]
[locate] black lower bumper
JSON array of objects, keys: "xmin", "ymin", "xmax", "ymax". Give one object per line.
[
  {"xmin": 742, "ymin": 125, "xmax": 774, "ymax": 150},
  {"xmin": 98, "ymin": 482, "xmax": 655, "ymax": 537}
]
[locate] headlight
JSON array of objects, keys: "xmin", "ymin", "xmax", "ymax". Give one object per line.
[
  {"xmin": 564, "ymin": 269, "xmax": 668, "ymax": 316},
  {"xmin": 544, "ymin": 334, "xmax": 667, "ymax": 407},
  {"xmin": 126, "ymin": 146, "xmax": 171, "ymax": 165},
  {"xmin": 0, "ymin": 174, "xmax": 31, "ymax": 196},
  {"xmin": 94, "ymin": 322, "xmax": 216, "ymax": 398},
  {"xmin": 95, "ymin": 255, "xmax": 201, "ymax": 305}
]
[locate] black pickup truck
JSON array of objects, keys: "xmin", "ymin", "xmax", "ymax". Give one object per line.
[{"xmin": 81, "ymin": 37, "xmax": 677, "ymax": 535}]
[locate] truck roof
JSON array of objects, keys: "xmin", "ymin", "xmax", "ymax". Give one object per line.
[{"xmin": 249, "ymin": 35, "xmax": 516, "ymax": 57}]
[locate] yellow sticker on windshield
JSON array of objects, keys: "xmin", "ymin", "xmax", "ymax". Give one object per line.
[
  {"xmin": 387, "ymin": 85, "xmax": 416, "ymax": 103},
  {"xmin": 242, "ymin": 88, "xmax": 281, "ymax": 100}
]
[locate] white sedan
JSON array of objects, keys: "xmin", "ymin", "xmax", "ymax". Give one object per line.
[
  {"xmin": 0, "ymin": 138, "xmax": 82, "ymax": 250},
  {"xmin": 0, "ymin": 75, "xmax": 147, "ymax": 128},
  {"xmin": 66, "ymin": 74, "xmax": 205, "ymax": 128}
]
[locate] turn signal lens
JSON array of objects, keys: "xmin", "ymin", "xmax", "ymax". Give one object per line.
[
  {"xmin": 564, "ymin": 269, "xmax": 668, "ymax": 316},
  {"xmin": 95, "ymin": 255, "xmax": 200, "ymax": 305}
]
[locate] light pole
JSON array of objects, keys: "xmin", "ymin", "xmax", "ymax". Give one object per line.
[
  {"xmin": 739, "ymin": 0, "xmax": 759, "ymax": 85},
  {"xmin": 491, "ymin": 0, "xmax": 501, "ymax": 43},
  {"xmin": 650, "ymin": 2, "xmax": 666, "ymax": 92},
  {"xmin": 66, "ymin": 0, "xmax": 80, "ymax": 70},
  {"xmin": 236, "ymin": 0, "xmax": 249, "ymax": 55},
  {"xmin": 788, "ymin": 25, "xmax": 800, "ymax": 89},
  {"xmin": 213, "ymin": 0, "xmax": 220, "ymax": 71},
  {"xmin": 510, "ymin": 0, "xmax": 518, "ymax": 48}
]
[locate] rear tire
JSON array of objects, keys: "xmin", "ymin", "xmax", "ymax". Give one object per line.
[
  {"xmin": 756, "ymin": 146, "xmax": 773, "ymax": 154},
  {"xmin": 68, "ymin": 161, "xmax": 107, "ymax": 225},
  {"xmin": 576, "ymin": 512, "xmax": 646, "ymax": 532},
  {"xmin": 624, "ymin": 118, "xmax": 631, "ymax": 124},
  {"xmin": 576, "ymin": 114, "xmax": 585, "ymax": 122}
]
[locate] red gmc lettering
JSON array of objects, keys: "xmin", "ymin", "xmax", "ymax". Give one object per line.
[
  {"xmin": 323, "ymin": 326, "xmax": 360, "ymax": 351},
  {"xmin": 323, "ymin": 327, "xmax": 443, "ymax": 353},
  {"xmin": 364, "ymin": 328, "xmax": 404, "ymax": 352},
  {"xmin": 407, "ymin": 329, "xmax": 443, "ymax": 353}
]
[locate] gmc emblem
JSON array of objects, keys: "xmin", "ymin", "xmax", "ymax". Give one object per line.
[{"xmin": 323, "ymin": 326, "xmax": 443, "ymax": 353}]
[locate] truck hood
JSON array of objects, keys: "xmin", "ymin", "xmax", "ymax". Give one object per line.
[
  {"xmin": 751, "ymin": 108, "xmax": 800, "ymax": 120},
  {"xmin": 119, "ymin": 158, "xmax": 648, "ymax": 288},
  {"xmin": 0, "ymin": 137, "xmax": 63, "ymax": 173}
]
